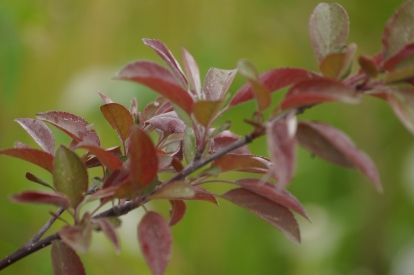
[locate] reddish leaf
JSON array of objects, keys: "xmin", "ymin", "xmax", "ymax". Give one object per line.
[
  {"xmin": 382, "ymin": 0, "xmax": 414, "ymax": 61},
  {"xmin": 26, "ymin": 172, "xmax": 54, "ymax": 190},
  {"xmin": 76, "ymin": 143, "xmax": 123, "ymax": 172},
  {"xmin": 51, "ymin": 240, "xmax": 86, "ymax": 275},
  {"xmin": 11, "ymin": 191, "xmax": 71, "ymax": 209},
  {"xmin": 0, "ymin": 148, "xmax": 54, "ymax": 173},
  {"xmin": 296, "ymin": 121, "xmax": 381, "ymax": 191},
  {"xmin": 221, "ymin": 188, "xmax": 300, "ymax": 243},
  {"xmin": 15, "ymin": 118, "xmax": 55, "ymax": 154},
  {"xmin": 84, "ymin": 146, "xmax": 122, "ymax": 169},
  {"xmin": 212, "ymin": 130, "xmax": 250, "ymax": 155},
  {"xmin": 278, "ymin": 78, "xmax": 359, "ymax": 111},
  {"xmin": 211, "ymin": 153, "xmax": 272, "ymax": 175},
  {"xmin": 150, "ymin": 181, "xmax": 195, "ymax": 200},
  {"xmin": 204, "ymin": 68, "xmax": 237, "ymax": 101},
  {"xmin": 14, "ymin": 141, "xmax": 32, "ymax": 149},
  {"xmin": 97, "ymin": 91, "xmax": 114, "ymax": 104},
  {"xmin": 185, "ymin": 186, "xmax": 219, "ymax": 205},
  {"xmin": 100, "ymin": 103, "xmax": 134, "ymax": 143},
  {"xmin": 129, "ymin": 125, "xmax": 158, "ymax": 189},
  {"xmin": 266, "ymin": 114, "xmax": 297, "ymax": 187},
  {"xmin": 182, "ymin": 47, "xmax": 201, "ymax": 96},
  {"xmin": 143, "ymin": 38, "xmax": 188, "ymax": 89},
  {"xmin": 138, "ymin": 211, "xmax": 172, "ymax": 275},
  {"xmin": 193, "ymin": 99, "xmax": 225, "ymax": 127},
  {"xmin": 36, "ymin": 111, "xmax": 100, "ymax": 146},
  {"xmin": 234, "ymin": 179, "xmax": 310, "ymax": 221},
  {"xmin": 146, "ymin": 111, "xmax": 186, "ymax": 133},
  {"xmin": 382, "ymin": 44, "xmax": 414, "ymax": 71},
  {"xmin": 53, "ymin": 146, "xmax": 88, "ymax": 208},
  {"xmin": 319, "ymin": 43, "xmax": 357, "ymax": 78},
  {"xmin": 94, "ymin": 218, "xmax": 120, "ymax": 253},
  {"xmin": 168, "ymin": 200, "xmax": 186, "ymax": 226},
  {"xmin": 309, "ymin": 3, "xmax": 349, "ymax": 62},
  {"xmin": 230, "ymin": 68, "xmax": 317, "ymax": 107},
  {"xmin": 59, "ymin": 213, "xmax": 92, "ymax": 254},
  {"xmin": 142, "ymin": 97, "xmax": 168, "ymax": 123},
  {"xmin": 385, "ymin": 66, "xmax": 414, "ymax": 84},
  {"xmin": 387, "ymin": 87, "xmax": 414, "ymax": 136},
  {"xmin": 237, "ymin": 60, "xmax": 271, "ymax": 111},
  {"xmin": 114, "ymin": 60, "xmax": 193, "ymax": 114}
]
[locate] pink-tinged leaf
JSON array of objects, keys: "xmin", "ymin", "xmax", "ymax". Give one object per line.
[
  {"xmin": 51, "ymin": 240, "xmax": 86, "ymax": 275},
  {"xmin": 114, "ymin": 60, "xmax": 193, "ymax": 114},
  {"xmin": 157, "ymin": 152, "xmax": 173, "ymax": 171},
  {"xmin": 234, "ymin": 179, "xmax": 310, "ymax": 221},
  {"xmin": 143, "ymin": 38, "xmax": 188, "ymax": 89},
  {"xmin": 138, "ymin": 211, "xmax": 172, "ymax": 275},
  {"xmin": 185, "ymin": 186, "xmax": 219, "ymax": 205},
  {"xmin": 204, "ymin": 68, "xmax": 237, "ymax": 101},
  {"xmin": 94, "ymin": 218, "xmax": 120, "ymax": 253},
  {"xmin": 319, "ymin": 43, "xmax": 357, "ymax": 78},
  {"xmin": 230, "ymin": 68, "xmax": 317, "ymax": 107},
  {"xmin": 296, "ymin": 121, "xmax": 381, "ymax": 191},
  {"xmin": 358, "ymin": 55, "xmax": 380, "ymax": 78},
  {"xmin": 382, "ymin": 0, "xmax": 414, "ymax": 61},
  {"xmin": 0, "ymin": 148, "xmax": 54, "ymax": 173},
  {"xmin": 309, "ymin": 3, "xmax": 349, "ymax": 62},
  {"xmin": 169, "ymin": 200, "xmax": 186, "ymax": 226},
  {"xmin": 36, "ymin": 111, "xmax": 100, "ymax": 146},
  {"xmin": 84, "ymin": 146, "xmax": 122, "ymax": 169},
  {"xmin": 383, "ymin": 44, "xmax": 414, "ymax": 71},
  {"xmin": 387, "ymin": 87, "xmax": 414, "ymax": 136},
  {"xmin": 11, "ymin": 191, "xmax": 71, "ymax": 209},
  {"xmin": 142, "ymin": 97, "xmax": 168, "ymax": 123},
  {"xmin": 53, "ymin": 146, "xmax": 88, "ymax": 208},
  {"xmin": 237, "ymin": 60, "xmax": 271, "ymax": 111},
  {"xmin": 221, "ymin": 188, "xmax": 300, "ymax": 243},
  {"xmin": 182, "ymin": 48, "xmax": 201, "ymax": 96},
  {"xmin": 100, "ymin": 103, "xmax": 134, "ymax": 143},
  {"xmin": 385, "ymin": 66, "xmax": 414, "ymax": 84},
  {"xmin": 129, "ymin": 125, "xmax": 158, "ymax": 189},
  {"xmin": 266, "ymin": 114, "xmax": 297, "ymax": 188},
  {"xmin": 26, "ymin": 172, "xmax": 54, "ymax": 190},
  {"xmin": 193, "ymin": 99, "xmax": 225, "ymax": 127},
  {"xmin": 211, "ymin": 153, "xmax": 272, "ymax": 175},
  {"xmin": 278, "ymin": 78, "xmax": 359, "ymax": 112},
  {"xmin": 76, "ymin": 143, "xmax": 123, "ymax": 172},
  {"xmin": 97, "ymin": 91, "xmax": 114, "ymax": 104},
  {"xmin": 14, "ymin": 141, "xmax": 32, "ymax": 149},
  {"xmin": 59, "ymin": 213, "xmax": 92, "ymax": 254},
  {"xmin": 151, "ymin": 181, "xmax": 195, "ymax": 200},
  {"xmin": 130, "ymin": 97, "xmax": 139, "ymax": 117},
  {"xmin": 15, "ymin": 118, "xmax": 55, "ymax": 154},
  {"xmin": 146, "ymin": 111, "xmax": 186, "ymax": 133},
  {"xmin": 212, "ymin": 130, "xmax": 250, "ymax": 154}
]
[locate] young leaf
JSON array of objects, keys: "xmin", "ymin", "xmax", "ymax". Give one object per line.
[
  {"xmin": 193, "ymin": 99, "xmax": 225, "ymax": 127},
  {"xmin": 183, "ymin": 126, "xmax": 196, "ymax": 163},
  {"xmin": 211, "ymin": 130, "xmax": 250, "ymax": 155},
  {"xmin": 97, "ymin": 91, "xmax": 114, "ymax": 104},
  {"xmin": 309, "ymin": 3, "xmax": 349, "ymax": 62},
  {"xmin": 0, "ymin": 147, "xmax": 53, "ymax": 173},
  {"xmin": 358, "ymin": 55, "xmax": 380, "ymax": 78},
  {"xmin": 100, "ymin": 103, "xmax": 134, "ymax": 143},
  {"xmin": 150, "ymin": 181, "xmax": 195, "ymax": 200},
  {"xmin": 138, "ymin": 211, "xmax": 172, "ymax": 275},
  {"xmin": 387, "ymin": 87, "xmax": 414, "ymax": 136},
  {"xmin": 184, "ymin": 186, "xmax": 219, "ymax": 205},
  {"xmin": 221, "ymin": 188, "xmax": 300, "ymax": 243},
  {"xmin": 146, "ymin": 111, "xmax": 186, "ymax": 133},
  {"xmin": 84, "ymin": 146, "xmax": 122, "ymax": 169},
  {"xmin": 211, "ymin": 154, "xmax": 272, "ymax": 175},
  {"xmin": 169, "ymin": 200, "xmax": 186, "ymax": 226},
  {"xmin": 278, "ymin": 78, "xmax": 359, "ymax": 112},
  {"xmin": 182, "ymin": 47, "xmax": 201, "ymax": 96},
  {"xmin": 237, "ymin": 60, "xmax": 271, "ymax": 111},
  {"xmin": 385, "ymin": 66, "xmax": 414, "ymax": 84},
  {"xmin": 230, "ymin": 68, "xmax": 317, "ymax": 107},
  {"xmin": 203, "ymin": 67, "xmax": 237, "ymax": 101},
  {"xmin": 59, "ymin": 213, "xmax": 92, "ymax": 254},
  {"xmin": 11, "ymin": 191, "xmax": 71, "ymax": 209},
  {"xmin": 296, "ymin": 121, "xmax": 381, "ymax": 191},
  {"xmin": 142, "ymin": 38, "xmax": 188, "ymax": 89},
  {"xmin": 382, "ymin": 0, "xmax": 414, "ymax": 61},
  {"xmin": 51, "ymin": 240, "xmax": 86, "ymax": 275},
  {"xmin": 233, "ymin": 178, "xmax": 310, "ymax": 221},
  {"xmin": 382, "ymin": 44, "xmax": 414, "ymax": 71},
  {"xmin": 53, "ymin": 146, "xmax": 88, "ymax": 208},
  {"xmin": 76, "ymin": 143, "xmax": 123, "ymax": 172},
  {"xmin": 94, "ymin": 218, "xmax": 120, "ymax": 253},
  {"xmin": 266, "ymin": 114, "xmax": 297, "ymax": 187},
  {"xmin": 26, "ymin": 172, "xmax": 55, "ymax": 190},
  {"xmin": 319, "ymin": 43, "xmax": 357, "ymax": 78},
  {"xmin": 129, "ymin": 125, "xmax": 158, "ymax": 189},
  {"xmin": 36, "ymin": 111, "xmax": 100, "ymax": 146},
  {"xmin": 114, "ymin": 60, "xmax": 194, "ymax": 114},
  {"xmin": 15, "ymin": 118, "xmax": 55, "ymax": 154}
]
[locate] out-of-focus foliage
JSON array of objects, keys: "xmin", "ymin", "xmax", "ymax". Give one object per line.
[{"xmin": 1, "ymin": 0, "xmax": 414, "ymax": 274}]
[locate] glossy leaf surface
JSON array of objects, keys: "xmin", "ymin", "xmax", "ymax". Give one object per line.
[
  {"xmin": 221, "ymin": 188, "xmax": 300, "ymax": 243},
  {"xmin": 138, "ymin": 211, "xmax": 172, "ymax": 275},
  {"xmin": 51, "ymin": 240, "xmax": 86, "ymax": 275},
  {"xmin": 15, "ymin": 118, "xmax": 55, "ymax": 154}
]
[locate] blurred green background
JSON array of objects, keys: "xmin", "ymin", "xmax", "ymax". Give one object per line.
[{"xmin": 1, "ymin": 0, "xmax": 414, "ymax": 274}]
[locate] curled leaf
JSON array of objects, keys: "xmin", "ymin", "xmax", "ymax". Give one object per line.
[{"xmin": 169, "ymin": 200, "xmax": 186, "ymax": 226}]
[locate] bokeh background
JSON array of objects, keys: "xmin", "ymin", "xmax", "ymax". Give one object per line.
[{"xmin": 1, "ymin": 0, "xmax": 414, "ymax": 274}]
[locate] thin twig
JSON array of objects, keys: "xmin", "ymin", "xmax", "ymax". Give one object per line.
[{"xmin": 28, "ymin": 207, "xmax": 65, "ymax": 244}]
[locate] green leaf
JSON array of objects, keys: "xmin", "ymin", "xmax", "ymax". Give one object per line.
[
  {"xmin": 100, "ymin": 103, "xmax": 134, "ymax": 143},
  {"xmin": 319, "ymin": 43, "xmax": 357, "ymax": 79},
  {"xmin": 53, "ymin": 146, "xmax": 88, "ymax": 209},
  {"xmin": 183, "ymin": 126, "xmax": 196, "ymax": 163},
  {"xmin": 193, "ymin": 99, "xmax": 225, "ymax": 127}
]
